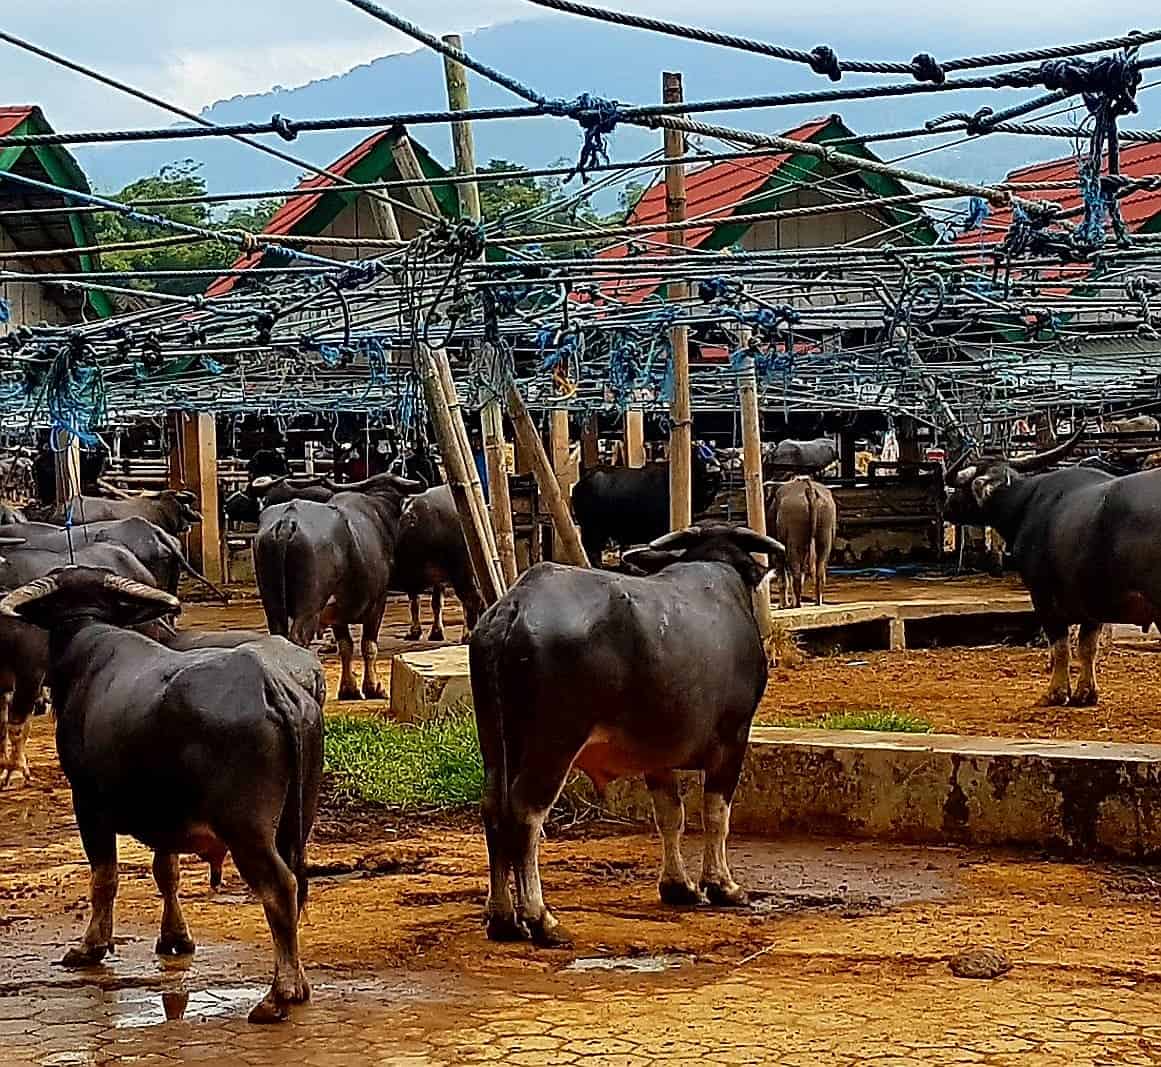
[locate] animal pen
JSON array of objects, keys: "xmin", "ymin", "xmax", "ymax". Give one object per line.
[{"xmin": 6, "ymin": 0, "xmax": 1161, "ymax": 1062}]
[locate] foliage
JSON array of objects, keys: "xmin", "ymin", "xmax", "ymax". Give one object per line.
[
  {"xmin": 775, "ymin": 710, "xmax": 933, "ymax": 733},
  {"xmin": 324, "ymin": 709, "xmax": 484, "ymax": 809},
  {"xmin": 95, "ymin": 160, "xmax": 281, "ymax": 297}
]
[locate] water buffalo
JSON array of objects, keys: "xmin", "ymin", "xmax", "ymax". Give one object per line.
[
  {"xmin": 763, "ymin": 437, "xmax": 838, "ymax": 478},
  {"xmin": 945, "ymin": 429, "xmax": 1149, "ymax": 706},
  {"xmin": 392, "ymin": 485, "xmax": 484, "ymax": 643},
  {"xmin": 0, "ymin": 567, "xmax": 323, "ymax": 1024},
  {"xmin": 470, "ymin": 522, "xmax": 785, "ymax": 946},
  {"xmin": 254, "ymin": 473, "xmax": 422, "ymax": 699},
  {"xmin": 0, "ymin": 615, "xmax": 49, "ymax": 788},
  {"xmin": 571, "ymin": 444, "xmax": 723, "ymax": 565},
  {"xmin": 768, "ymin": 476, "xmax": 837, "ymax": 608},
  {"xmin": 1106, "ymin": 415, "xmax": 1160, "ymax": 435},
  {"xmin": 42, "ymin": 490, "xmax": 202, "ymax": 536},
  {"xmin": 225, "ymin": 476, "xmax": 334, "ymax": 525}
]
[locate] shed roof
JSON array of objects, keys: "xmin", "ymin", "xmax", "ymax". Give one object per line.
[
  {"xmin": 206, "ymin": 128, "xmax": 455, "ymax": 297},
  {"xmin": 0, "ymin": 105, "xmax": 113, "ymax": 317}
]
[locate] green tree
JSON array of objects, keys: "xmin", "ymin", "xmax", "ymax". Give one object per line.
[
  {"xmin": 477, "ymin": 158, "xmax": 547, "ymax": 222},
  {"xmin": 95, "ymin": 160, "xmax": 281, "ymax": 296}
]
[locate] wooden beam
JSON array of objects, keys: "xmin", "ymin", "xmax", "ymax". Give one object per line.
[
  {"xmin": 52, "ymin": 428, "xmax": 80, "ymax": 508},
  {"xmin": 368, "ymin": 192, "xmax": 401, "ymax": 241},
  {"xmin": 581, "ymin": 415, "xmax": 600, "ymax": 470},
  {"xmin": 737, "ymin": 352, "xmax": 773, "ymax": 639},
  {"xmin": 179, "ymin": 412, "xmax": 223, "ymax": 584},
  {"xmin": 443, "ymin": 33, "xmax": 517, "ymax": 587},
  {"xmin": 625, "ymin": 408, "xmax": 645, "ymax": 468},
  {"xmin": 390, "ymin": 134, "xmax": 443, "ymax": 219},
  {"xmin": 550, "ymin": 410, "xmax": 572, "ymax": 498},
  {"xmin": 664, "ymin": 71, "xmax": 692, "ymax": 531},
  {"xmin": 506, "ymin": 383, "xmax": 590, "ymax": 568}
]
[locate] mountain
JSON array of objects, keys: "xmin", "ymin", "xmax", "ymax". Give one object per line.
[{"xmin": 74, "ymin": 14, "xmax": 1098, "ymax": 204}]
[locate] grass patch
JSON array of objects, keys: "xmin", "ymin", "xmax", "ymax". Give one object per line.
[
  {"xmin": 775, "ymin": 710, "xmax": 933, "ymax": 733},
  {"xmin": 324, "ymin": 708, "xmax": 483, "ymax": 810}
]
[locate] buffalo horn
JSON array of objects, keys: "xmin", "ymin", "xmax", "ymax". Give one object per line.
[
  {"xmin": 102, "ymin": 574, "xmax": 181, "ymax": 611},
  {"xmin": 727, "ymin": 526, "xmax": 787, "ymax": 559},
  {"xmin": 0, "ymin": 576, "xmax": 59, "ymax": 616},
  {"xmin": 250, "ymin": 475, "xmax": 284, "ymax": 490},
  {"xmin": 0, "ymin": 537, "xmax": 26, "ymax": 547},
  {"xmin": 943, "ymin": 448, "xmax": 976, "ymax": 485},
  {"xmin": 648, "ymin": 526, "xmax": 702, "ymax": 551},
  {"xmin": 1008, "ymin": 427, "xmax": 1084, "ymax": 473}
]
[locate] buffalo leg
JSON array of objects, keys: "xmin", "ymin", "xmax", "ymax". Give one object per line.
[
  {"xmin": 481, "ymin": 770, "xmax": 520, "ymax": 941},
  {"xmin": 646, "ymin": 771, "xmax": 701, "ymax": 906},
  {"xmin": 407, "ymin": 595, "xmax": 423, "ymax": 641},
  {"xmin": 1072, "ymin": 623, "xmax": 1104, "ymax": 707},
  {"xmin": 699, "ymin": 747, "xmax": 749, "ymax": 907},
  {"xmin": 508, "ymin": 767, "xmax": 573, "ymax": 947},
  {"xmin": 334, "ymin": 623, "xmax": 360, "ymax": 701},
  {"xmin": 361, "ymin": 604, "xmax": 386, "ymax": 700},
  {"xmin": 62, "ymin": 815, "xmax": 118, "ymax": 967},
  {"xmin": 2, "ymin": 719, "xmax": 32, "ymax": 788},
  {"xmin": 429, "ymin": 585, "xmax": 446, "ymax": 643},
  {"xmin": 1042, "ymin": 623, "xmax": 1072, "ymax": 706},
  {"xmin": 153, "ymin": 852, "xmax": 195, "ymax": 956}
]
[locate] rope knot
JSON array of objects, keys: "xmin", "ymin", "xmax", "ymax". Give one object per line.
[
  {"xmin": 910, "ymin": 52, "xmax": 946, "ymax": 85},
  {"xmin": 964, "ymin": 107, "xmax": 995, "ymax": 136},
  {"xmin": 270, "ymin": 114, "xmax": 298, "ymax": 142},
  {"xmin": 552, "ymin": 94, "xmax": 622, "ymax": 182},
  {"xmin": 808, "ymin": 45, "xmax": 842, "ymax": 81}
]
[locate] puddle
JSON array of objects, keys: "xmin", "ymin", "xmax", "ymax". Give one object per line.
[
  {"xmin": 565, "ymin": 955, "xmax": 687, "ymax": 973},
  {"xmin": 113, "ymin": 985, "xmax": 262, "ymax": 1028}
]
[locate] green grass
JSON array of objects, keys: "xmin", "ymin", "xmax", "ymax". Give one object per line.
[
  {"xmin": 324, "ymin": 708, "xmax": 484, "ymax": 810},
  {"xmin": 775, "ymin": 710, "xmax": 934, "ymax": 734}
]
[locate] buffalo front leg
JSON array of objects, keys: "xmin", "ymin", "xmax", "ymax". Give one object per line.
[
  {"xmin": 699, "ymin": 746, "xmax": 749, "ymax": 907},
  {"xmin": 407, "ymin": 595, "xmax": 423, "ymax": 641},
  {"xmin": 360, "ymin": 606, "xmax": 386, "ymax": 700},
  {"xmin": 2, "ymin": 717, "xmax": 32, "ymax": 789},
  {"xmin": 1071, "ymin": 623, "xmax": 1104, "ymax": 706},
  {"xmin": 429, "ymin": 585, "xmax": 446, "ymax": 642},
  {"xmin": 646, "ymin": 771, "xmax": 702, "ymax": 906},
  {"xmin": 1042, "ymin": 624, "xmax": 1072, "ymax": 706},
  {"xmin": 62, "ymin": 816, "xmax": 118, "ymax": 968},
  {"xmin": 153, "ymin": 852, "xmax": 195, "ymax": 956},
  {"xmin": 334, "ymin": 623, "xmax": 360, "ymax": 701}
]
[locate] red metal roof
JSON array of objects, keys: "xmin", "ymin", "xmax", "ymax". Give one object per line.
[
  {"xmin": 0, "ymin": 107, "xmax": 35, "ymax": 138},
  {"xmin": 958, "ymin": 140, "xmax": 1161, "ymax": 246},
  {"xmin": 206, "ymin": 128, "xmax": 395, "ymax": 298}
]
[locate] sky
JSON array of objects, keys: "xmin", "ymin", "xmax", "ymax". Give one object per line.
[{"xmin": 0, "ymin": 1, "xmax": 1158, "ymax": 132}]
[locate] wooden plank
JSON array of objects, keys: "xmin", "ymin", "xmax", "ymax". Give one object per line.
[
  {"xmin": 625, "ymin": 408, "xmax": 645, "ymax": 468},
  {"xmin": 389, "ymin": 135, "xmax": 443, "ymax": 220},
  {"xmin": 180, "ymin": 412, "xmax": 223, "ymax": 584},
  {"xmin": 51, "ymin": 428, "xmax": 81, "ymax": 508}
]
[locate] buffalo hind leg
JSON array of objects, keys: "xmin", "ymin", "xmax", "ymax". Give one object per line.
[
  {"xmin": 230, "ymin": 840, "xmax": 308, "ymax": 1024},
  {"xmin": 2, "ymin": 718, "xmax": 31, "ymax": 788},
  {"xmin": 1072, "ymin": 623, "xmax": 1104, "ymax": 706},
  {"xmin": 700, "ymin": 745, "xmax": 749, "ymax": 907},
  {"xmin": 153, "ymin": 852, "xmax": 195, "ymax": 956},
  {"xmin": 508, "ymin": 766, "xmax": 573, "ymax": 947},
  {"xmin": 646, "ymin": 771, "xmax": 702, "ymax": 906},
  {"xmin": 361, "ymin": 604, "xmax": 387, "ymax": 700},
  {"xmin": 482, "ymin": 770, "xmax": 521, "ymax": 941},
  {"xmin": 1042, "ymin": 623, "xmax": 1071, "ymax": 706},
  {"xmin": 62, "ymin": 815, "xmax": 118, "ymax": 967},
  {"xmin": 407, "ymin": 595, "xmax": 423, "ymax": 641},
  {"xmin": 429, "ymin": 585, "xmax": 446, "ymax": 642},
  {"xmin": 334, "ymin": 623, "xmax": 360, "ymax": 701}
]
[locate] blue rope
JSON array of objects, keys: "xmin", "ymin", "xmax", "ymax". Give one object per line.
[
  {"xmin": 546, "ymin": 94, "xmax": 623, "ymax": 181},
  {"xmin": 0, "ymin": 298, "xmax": 9, "ymax": 325}
]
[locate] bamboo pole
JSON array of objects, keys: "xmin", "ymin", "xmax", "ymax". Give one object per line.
[
  {"xmin": 443, "ymin": 33, "xmax": 518, "ymax": 586},
  {"xmin": 664, "ymin": 71, "xmax": 692, "ymax": 530},
  {"xmin": 506, "ymin": 382, "xmax": 590, "ymax": 568},
  {"xmin": 52, "ymin": 428, "xmax": 81, "ymax": 508},
  {"xmin": 737, "ymin": 346, "xmax": 774, "ymax": 638}
]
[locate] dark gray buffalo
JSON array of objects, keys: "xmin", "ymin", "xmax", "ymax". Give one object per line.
[
  {"xmin": 0, "ymin": 567, "xmax": 323, "ymax": 1024},
  {"xmin": 768, "ymin": 476, "xmax": 837, "ymax": 608},
  {"xmin": 470, "ymin": 522, "xmax": 784, "ymax": 946},
  {"xmin": 254, "ymin": 473, "xmax": 422, "ymax": 698},
  {"xmin": 42, "ymin": 490, "xmax": 202, "ymax": 535},
  {"xmin": 946, "ymin": 429, "xmax": 1149, "ymax": 706},
  {"xmin": 763, "ymin": 437, "xmax": 838, "ymax": 477},
  {"xmin": 571, "ymin": 445, "xmax": 723, "ymax": 565}
]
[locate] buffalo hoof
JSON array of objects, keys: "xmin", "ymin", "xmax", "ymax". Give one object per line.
[
  {"xmin": 428, "ymin": 629, "xmax": 446, "ymax": 643},
  {"xmin": 338, "ymin": 685, "xmax": 362, "ymax": 702},
  {"xmin": 289, "ymin": 972, "xmax": 311, "ymax": 1005},
  {"xmin": 248, "ymin": 994, "xmax": 290, "ymax": 1025},
  {"xmin": 1070, "ymin": 687, "xmax": 1099, "ymax": 707},
  {"xmin": 1041, "ymin": 687, "xmax": 1071, "ymax": 707},
  {"xmin": 528, "ymin": 919, "xmax": 573, "ymax": 949},
  {"xmin": 486, "ymin": 913, "xmax": 528, "ymax": 942},
  {"xmin": 362, "ymin": 682, "xmax": 385, "ymax": 701},
  {"xmin": 60, "ymin": 944, "xmax": 111, "ymax": 968},
  {"xmin": 658, "ymin": 878, "xmax": 705, "ymax": 907},
  {"xmin": 460, "ymin": 631, "xmax": 471, "ymax": 646},
  {"xmin": 407, "ymin": 627, "xmax": 423, "ymax": 641},
  {"xmin": 155, "ymin": 933, "xmax": 196, "ymax": 957},
  {"xmin": 701, "ymin": 881, "xmax": 750, "ymax": 908}
]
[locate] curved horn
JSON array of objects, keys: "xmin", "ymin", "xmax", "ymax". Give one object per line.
[
  {"xmin": 1008, "ymin": 427, "xmax": 1085, "ymax": 473},
  {"xmin": 648, "ymin": 526, "xmax": 703, "ymax": 551},
  {"xmin": 101, "ymin": 574, "xmax": 181, "ymax": 611},
  {"xmin": 0, "ymin": 576, "xmax": 59, "ymax": 616},
  {"xmin": 727, "ymin": 526, "xmax": 787, "ymax": 559},
  {"xmin": 0, "ymin": 537, "xmax": 26, "ymax": 547},
  {"xmin": 250, "ymin": 475, "xmax": 285, "ymax": 491},
  {"xmin": 944, "ymin": 448, "xmax": 976, "ymax": 486}
]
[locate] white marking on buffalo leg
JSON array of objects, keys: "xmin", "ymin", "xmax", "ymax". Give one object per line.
[
  {"xmin": 2, "ymin": 719, "xmax": 31, "ymax": 788},
  {"xmin": 361, "ymin": 638, "xmax": 383, "ymax": 699},
  {"xmin": 335, "ymin": 624, "xmax": 358, "ymax": 699},
  {"xmin": 1073, "ymin": 625, "xmax": 1104, "ymax": 706},
  {"xmin": 1043, "ymin": 635, "xmax": 1071, "ymax": 706},
  {"xmin": 647, "ymin": 772, "xmax": 700, "ymax": 905},
  {"xmin": 63, "ymin": 859, "xmax": 119, "ymax": 965},
  {"xmin": 699, "ymin": 793, "xmax": 747, "ymax": 906},
  {"xmin": 512, "ymin": 807, "xmax": 567, "ymax": 945}
]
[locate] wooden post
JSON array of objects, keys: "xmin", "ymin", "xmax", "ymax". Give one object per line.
[
  {"xmin": 180, "ymin": 412, "xmax": 223, "ymax": 584},
  {"xmin": 52, "ymin": 428, "xmax": 81, "ymax": 507},
  {"xmin": 390, "ymin": 133, "xmax": 443, "ymax": 219},
  {"xmin": 664, "ymin": 71, "xmax": 692, "ymax": 530},
  {"xmin": 581, "ymin": 415, "xmax": 600, "ymax": 470},
  {"xmin": 443, "ymin": 33, "xmax": 518, "ymax": 587},
  {"xmin": 418, "ymin": 345, "xmax": 503, "ymax": 604},
  {"xmin": 840, "ymin": 429, "xmax": 857, "ymax": 480},
  {"xmin": 506, "ymin": 382, "xmax": 590, "ymax": 567},
  {"xmin": 550, "ymin": 410, "xmax": 572, "ymax": 497},
  {"xmin": 625, "ymin": 408, "xmax": 645, "ymax": 468},
  {"xmin": 737, "ymin": 352, "xmax": 773, "ymax": 638},
  {"xmin": 368, "ymin": 194, "xmax": 401, "ymax": 241}
]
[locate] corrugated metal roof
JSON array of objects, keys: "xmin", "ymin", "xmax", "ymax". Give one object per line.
[
  {"xmin": 0, "ymin": 107, "xmax": 36, "ymax": 138},
  {"xmin": 206, "ymin": 128, "xmax": 397, "ymax": 298}
]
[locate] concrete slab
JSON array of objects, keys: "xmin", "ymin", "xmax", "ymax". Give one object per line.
[
  {"xmin": 388, "ymin": 645, "xmax": 471, "ymax": 722},
  {"xmin": 600, "ymin": 727, "xmax": 1161, "ymax": 861}
]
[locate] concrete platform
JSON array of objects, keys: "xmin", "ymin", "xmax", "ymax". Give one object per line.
[
  {"xmin": 595, "ymin": 728, "xmax": 1161, "ymax": 860},
  {"xmin": 388, "ymin": 646, "xmax": 472, "ymax": 723}
]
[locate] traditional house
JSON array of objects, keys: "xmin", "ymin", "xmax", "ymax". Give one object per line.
[{"xmin": 0, "ymin": 106, "xmax": 113, "ymax": 328}]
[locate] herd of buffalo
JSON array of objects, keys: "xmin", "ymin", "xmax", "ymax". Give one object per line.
[{"xmin": 0, "ymin": 424, "xmax": 1154, "ymax": 1021}]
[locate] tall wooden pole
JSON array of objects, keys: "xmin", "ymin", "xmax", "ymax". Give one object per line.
[
  {"xmin": 389, "ymin": 133, "xmax": 443, "ymax": 219},
  {"xmin": 737, "ymin": 346, "xmax": 773, "ymax": 638},
  {"xmin": 52, "ymin": 428, "xmax": 81, "ymax": 507},
  {"xmin": 443, "ymin": 33, "xmax": 517, "ymax": 587},
  {"xmin": 664, "ymin": 71, "xmax": 692, "ymax": 530},
  {"xmin": 506, "ymin": 383, "xmax": 590, "ymax": 568},
  {"xmin": 625, "ymin": 408, "xmax": 645, "ymax": 467}
]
